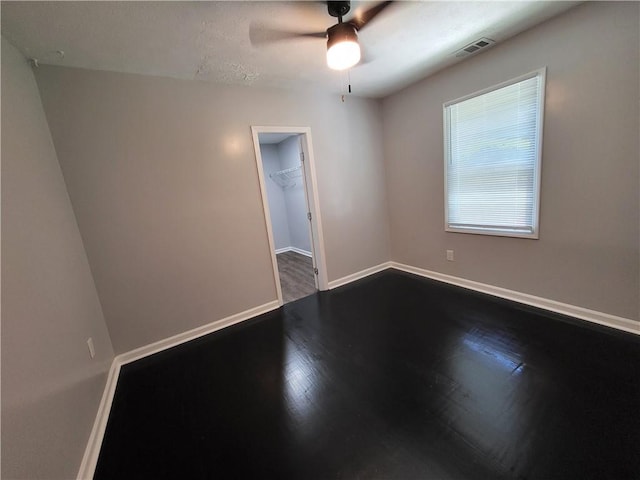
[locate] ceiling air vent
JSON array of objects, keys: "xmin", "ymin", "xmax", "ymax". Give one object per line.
[{"xmin": 455, "ymin": 37, "xmax": 495, "ymax": 58}]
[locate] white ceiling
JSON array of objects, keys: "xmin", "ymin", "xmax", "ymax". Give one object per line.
[{"xmin": 1, "ymin": 1, "xmax": 579, "ymax": 98}]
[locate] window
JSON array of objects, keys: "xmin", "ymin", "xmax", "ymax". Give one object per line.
[{"xmin": 444, "ymin": 69, "xmax": 545, "ymax": 238}]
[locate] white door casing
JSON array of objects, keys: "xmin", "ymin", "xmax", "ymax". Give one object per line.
[{"xmin": 251, "ymin": 126, "xmax": 329, "ymax": 306}]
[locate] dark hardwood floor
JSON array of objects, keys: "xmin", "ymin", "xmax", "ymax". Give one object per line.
[
  {"xmin": 94, "ymin": 270, "xmax": 640, "ymax": 479},
  {"xmin": 276, "ymin": 251, "xmax": 316, "ymax": 303}
]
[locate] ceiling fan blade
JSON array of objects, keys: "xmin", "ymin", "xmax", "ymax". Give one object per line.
[
  {"xmin": 249, "ymin": 23, "xmax": 326, "ymax": 47},
  {"xmin": 348, "ymin": 1, "xmax": 394, "ymax": 31}
]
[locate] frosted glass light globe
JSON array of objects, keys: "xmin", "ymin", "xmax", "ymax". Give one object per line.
[{"xmin": 327, "ymin": 40, "xmax": 361, "ymax": 70}]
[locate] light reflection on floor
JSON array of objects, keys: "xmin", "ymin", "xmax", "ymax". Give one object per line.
[
  {"xmin": 443, "ymin": 328, "xmax": 531, "ymax": 470},
  {"xmin": 283, "ymin": 341, "xmax": 319, "ymax": 427}
]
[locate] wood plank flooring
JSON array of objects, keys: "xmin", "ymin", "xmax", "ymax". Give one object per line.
[
  {"xmin": 94, "ymin": 270, "xmax": 640, "ymax": 479},
  {"xmin": 276, "ymin": 251, "xmax": 316, "ymax": 303}
]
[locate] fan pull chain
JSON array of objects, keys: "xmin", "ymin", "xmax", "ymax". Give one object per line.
[{"xmin": 340, "ymin": 70, "xmax": 352, "ymax": 102}]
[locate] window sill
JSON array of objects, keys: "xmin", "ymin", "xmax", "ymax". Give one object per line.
[{"xmin": 445, "ymin": 226, "xmax": 539, "ymax": 239}]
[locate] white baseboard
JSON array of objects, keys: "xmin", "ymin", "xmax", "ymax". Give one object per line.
[
  {"xmin": 76, "ymin": 299, "xmax": 280, "ymax": 479},
  {"xmin": 77, "ymin": 361, "xmax": 121, "ymax": 480},
  {"xmin": 290, "ymin": 247, "xmax": 312, "ymax": 257},
  {"xmin": 328, "ymin": 262, "xmax": 392, "ymax": 289},
  {"xmin": 390, "ymin": 262, "xmax": 639, "ymax": 336},
  {"xmin": 275, "ymin": 246, "xmax": 312, "ymax": 257},
  {"xmin": 117, "ymin": 300, "xmax": 280, "ymax": 366}
]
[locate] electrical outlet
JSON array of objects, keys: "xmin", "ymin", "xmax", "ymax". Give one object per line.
[
  {"xmin": 87, "ymin": 337, "xmax": 96, "ymax": 359},
  {"xmin": 446, "ymin": 250, "xmax": 455, "ymax": 261}
]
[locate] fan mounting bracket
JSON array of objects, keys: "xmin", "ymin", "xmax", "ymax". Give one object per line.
[{"xmin": 327, "ymin": 1, "xmax": 351, "ymax": 19}]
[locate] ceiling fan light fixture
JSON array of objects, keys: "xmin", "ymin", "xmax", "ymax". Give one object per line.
[
  {"xmin": 327, "ymin": 40, "xmax": 360, "ymax": 70},
  {"xmin": 326, "ymin": 23, "xmax": 361, "ymax": 70}
]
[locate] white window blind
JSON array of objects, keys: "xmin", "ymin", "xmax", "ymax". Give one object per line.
[{"xmin": 444, "ymin": 69, "xmax": 545, "ymax": 238}]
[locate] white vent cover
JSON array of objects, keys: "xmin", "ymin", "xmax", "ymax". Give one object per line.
[{"xmin": 455, "ymin": 37, "xmax": 496, "ymax": 58}]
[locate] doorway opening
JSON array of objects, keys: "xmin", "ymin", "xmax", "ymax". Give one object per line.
[{"xmin": 251, "ymin": 126, "xmax": 328, "ymax": 305}]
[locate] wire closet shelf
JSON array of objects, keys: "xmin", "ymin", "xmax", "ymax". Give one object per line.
[{"xmin": 270, "ymin": 164, "xmax": 302, "ymax": 189}]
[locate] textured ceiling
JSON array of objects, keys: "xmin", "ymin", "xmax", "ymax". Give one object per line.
[{"xmin": 1, "ymin": 1, "xmax": 579, "ymax": 98}]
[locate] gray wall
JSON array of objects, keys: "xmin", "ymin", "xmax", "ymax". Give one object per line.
[
  {"xmin": 382, "ymin": 2, "xmax": 639, "ymax": 321},
  {"xmin": 278, "ymin": 135, "xmax": 312, "ymax": 254},
  {"xmin": 1, "ymin": 38, "xmax": 115, "ymax": 479},
  {"xmin": 261, "ymin": 143, "xmax": 292, "ymax": 250},
  {"xmin": 35, "ymin": 67, "xmax": 390, "ymax": 353}
]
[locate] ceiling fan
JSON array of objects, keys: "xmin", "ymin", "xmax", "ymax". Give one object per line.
[{"xmin": 250, "ymin": 1, "xmax": 394, "ymax": 71}]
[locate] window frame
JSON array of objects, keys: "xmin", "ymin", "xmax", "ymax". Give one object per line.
[{"xmin": 443, "ymin": 68, "xmax": 546, "ymax": 239}]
